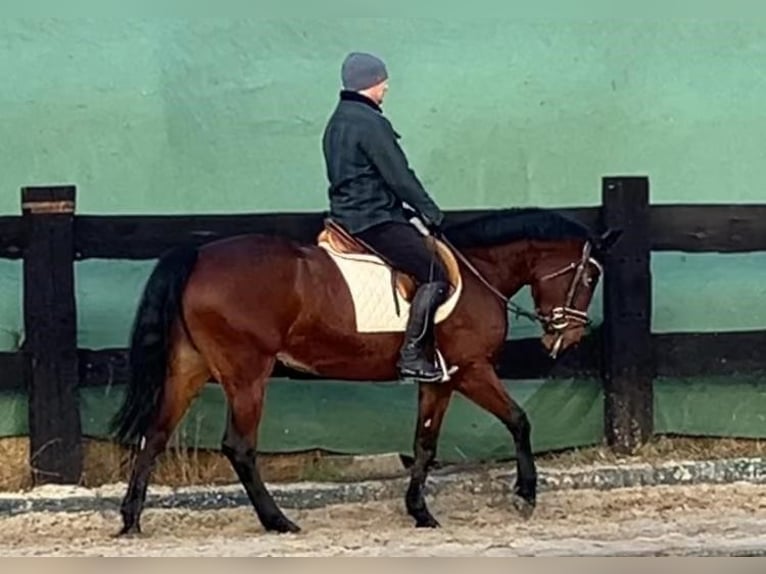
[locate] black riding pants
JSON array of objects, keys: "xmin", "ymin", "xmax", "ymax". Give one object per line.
[{"xmin": 353, "ymin": 221, "xmax": 448, "ymax": 286}]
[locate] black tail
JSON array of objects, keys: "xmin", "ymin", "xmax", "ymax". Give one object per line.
[{"xmin": 110, "ymin": 244, "xmax": 200, "ymax": 445}]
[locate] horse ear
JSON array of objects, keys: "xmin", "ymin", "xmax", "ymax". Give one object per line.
[{"xmin": 596, "ymin": 228, "xmax": 623, "ymax": 253}]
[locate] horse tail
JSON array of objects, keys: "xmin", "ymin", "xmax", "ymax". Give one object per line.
[{"xmin": 110, "ymin": 244, "xmax": 200, "ymax": 445}]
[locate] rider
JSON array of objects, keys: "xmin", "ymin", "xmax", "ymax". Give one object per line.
[{"xmin": 321, "ymin": 51, "xmax": 449, "ymax": 383}]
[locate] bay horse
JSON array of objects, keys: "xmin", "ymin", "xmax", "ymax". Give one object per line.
[{"xmin": 110, "ymin": 207, "xmax": 621, "ymax": 536}]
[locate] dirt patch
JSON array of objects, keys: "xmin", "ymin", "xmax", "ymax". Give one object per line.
[
  {"xmin": 0, "ymin": 482, "xmax": 763, "ymax": 556},
  {"xmin": 0, "ymin": 437, "xmax": 323, "ymax": 491},
  {"xmin": 1, "ymin": 434, "xmax": 764, "ymax": 492}
]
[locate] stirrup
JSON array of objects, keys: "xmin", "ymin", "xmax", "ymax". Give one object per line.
[
  {"xmin": 399, "ymin": 349, "xmax": 458, "ymax": 384},
  {"xmin": 434, "ymin": 349, "xmax": 459, "ymax": 382}
]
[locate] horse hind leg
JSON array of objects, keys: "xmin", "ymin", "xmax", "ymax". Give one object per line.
[
  {"xmin": 117, "ymin": 330, "xmax": 210, "ymax": 536},
  {"xmin": 219, "ymin": 355, "xmax": 299, "ymax": 534}
]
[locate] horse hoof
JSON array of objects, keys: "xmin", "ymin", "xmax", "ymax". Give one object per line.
[
  {"xmin": 114, "ymin": 524, "xmax": 141, "ymax": 538},
  {"xmin": 267, "ymin": 516, "xmax": 301, "ymax": 534},
  {"xmin": 511, "ymin": 495, "xmax": 535, "ymax": 520},
  {"xmin": 415, "ymin": 516, "xmax": 441, "ymax": 528}
]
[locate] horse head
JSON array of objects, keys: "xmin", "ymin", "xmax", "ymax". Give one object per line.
[
  {"xmin": 527, "ymin": 228, "xmax": 622, "ymax": 357},
  {"xmin": 443, "ymin": 209, "xmax": 623, "ymax": 359}
]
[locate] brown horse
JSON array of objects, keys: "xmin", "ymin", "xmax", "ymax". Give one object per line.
[{"xmin": 110, "ymin": 207, "xmax": 621, "ymax": 536}]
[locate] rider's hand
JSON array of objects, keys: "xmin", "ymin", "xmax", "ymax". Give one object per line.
[{"xmin": 426, "ymin": 220, "xmax": 443, "ymax": 237}]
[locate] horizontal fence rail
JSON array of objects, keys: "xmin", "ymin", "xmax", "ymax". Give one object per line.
[
  {"xmin": 5, "ymin": 205, "xmax": 766, "ymax": 260},
  {"xmin": 1, "ymin": 328, "xmax": 763, "ymax": 393},
  {"xmin": 649, "ymin": 204, "xmax": 766, "ymax": 252},
  {"xmin": 0, "ymin": 216, "xmax": 24, "ymax": 259},
  {"xmin": 1, "ymin": 176, "xmax": 764, "ymax": 484},
  {"xmin": 72, "ymin": 207, "xmax": 602, "ymax": 260}
]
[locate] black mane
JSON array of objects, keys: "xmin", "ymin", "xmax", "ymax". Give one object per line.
[{"xmin": 442, "ymin": 207, "xmax": 594, "ymax": 249}]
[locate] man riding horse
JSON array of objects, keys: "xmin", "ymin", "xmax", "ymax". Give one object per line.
[
  {"xmin": 111, "ymin": 50, "xmax": 618, "ymax": 540},
  {"xmin": 322, "ymin": 51, "xmax": 450, "ymax": 384}
]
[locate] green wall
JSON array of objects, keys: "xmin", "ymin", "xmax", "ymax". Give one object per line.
[{"xmin": 2, "ymin": 19, "xmax": 766, "ymax": 215}]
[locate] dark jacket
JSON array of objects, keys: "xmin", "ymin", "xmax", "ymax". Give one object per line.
[{"xmin": 321, "ymin": 91, "xmax": 444, "ymax": 235}]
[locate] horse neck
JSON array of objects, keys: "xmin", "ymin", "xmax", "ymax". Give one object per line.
[{"xmin": 461, "ymin": 241, "xmax": 532, "ymax": 298}]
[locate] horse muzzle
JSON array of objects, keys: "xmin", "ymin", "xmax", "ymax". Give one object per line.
[{"xmin": 540, "ymin": 306, "xmax": 590, "ymax": 359}]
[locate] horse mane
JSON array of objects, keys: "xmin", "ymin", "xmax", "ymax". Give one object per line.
[{"xmin": 442, "ymin": 207, "xmax": 595, "ymax": 249}]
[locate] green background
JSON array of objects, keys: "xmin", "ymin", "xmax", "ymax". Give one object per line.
[{"xmin": 0, "ymin": 19, "xmax": 764, "ymax": 457}]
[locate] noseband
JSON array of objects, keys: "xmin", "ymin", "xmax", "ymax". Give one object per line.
[{"xmin": 538, "ymin": 241, "xmax": 602, "ymax": 331}]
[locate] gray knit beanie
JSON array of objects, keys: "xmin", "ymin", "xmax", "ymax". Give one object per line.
[{"xmin": 341, "ymin": 52, "xmax": 388, "ymax": 91}]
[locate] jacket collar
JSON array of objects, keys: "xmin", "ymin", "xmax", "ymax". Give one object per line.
[{"xmin": 339, "ymin": 90, "xmax": 382, "ymax": 113}]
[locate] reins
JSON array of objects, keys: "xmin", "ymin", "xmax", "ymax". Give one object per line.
[
  {"xmin": 436, "ymin": 234, "xmax": 543, "ymax": 323},
  {"xmin": 437, "ymin": 232, "xmax": 599, "ymax": 335}
]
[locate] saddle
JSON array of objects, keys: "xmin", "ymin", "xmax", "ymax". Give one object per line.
[
  {"xmin": 317, "ymin": 219, "xmax": 463, "ymax": 381},
  {"xmin": 316, "ymin": 219, "xmax": 461, "ymax": 304}
]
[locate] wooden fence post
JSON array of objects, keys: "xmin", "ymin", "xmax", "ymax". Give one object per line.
[
  {"xmin": 600, "ymin": 176, "xmax": 653, "ymax": 454},
  {"xmin": 21, "ymin": 185, "xmax": 83, "ymax": 484}
]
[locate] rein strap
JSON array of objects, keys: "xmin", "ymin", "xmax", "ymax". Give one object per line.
[{"xmin": 437, "ymin": 234, "xmax": 543, "ymax": 324}]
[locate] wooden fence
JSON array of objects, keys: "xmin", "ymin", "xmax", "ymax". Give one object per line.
[{"xmin": 1, "ymin": 175, "xmax": 765, "ymax": 485}]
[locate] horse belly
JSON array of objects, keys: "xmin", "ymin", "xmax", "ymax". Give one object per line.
[
  {"xmin": 274, "ymin": 249, "xmax": 407, "ymax": 381},
  {"xmin": 276, "ymin": 329, "xmax": 402, "ymax": 382}
]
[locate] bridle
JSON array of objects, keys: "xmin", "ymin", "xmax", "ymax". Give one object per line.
[
  {"xmin": 535, "ymin": 241, "xmax": 603, "ymax": 357},
  {"xmin": 439, "ymin": 235, "xmax": 602, "ymax": 358}
]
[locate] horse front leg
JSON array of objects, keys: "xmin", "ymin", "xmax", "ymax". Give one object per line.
[
  {"xmin": 456, "ymin": 362, "xmax": 537, "ymax": 517},
  {"xmin": 405, "ymin": 382, "xmax": 453, "ymax": 527}
]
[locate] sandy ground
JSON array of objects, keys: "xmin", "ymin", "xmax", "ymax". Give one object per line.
[{"xmin": 0, "ymin": 481, "xmax": 764, "ymax": 556}]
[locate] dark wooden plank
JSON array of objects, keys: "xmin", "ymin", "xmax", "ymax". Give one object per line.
[
  {"xmin": 79, "ymin": 328, "xmax": 766, "ymax": 390},
  {"xmin": 500, "ymin": 329, "xmax": 766, "ymax": 379},
  {"xmin": 79, "ymin": 347, "xmax": 331, "ymax": 387},
  {"xmin": 79, "ymin": 332, "xmax": 600, "ymax": 391},
  {"xmin": 494, "ymin": 331, "xmax": 601, "ymax": 379},
  {"xmin": 73, "ymin": 207, "xmax": 601, "ymax": 260},
  {"xmin": 654, "ymin": 330, "xmax": 766, "ymax": 376},
  {"xmin": 45, "ymin": 201, "xmax": 766, "ymax": 261},
  {"xmin": 77, "ymin": 349, "xmax": 310, "ymax": 387},
  {"xmin": 0, "ymin": 351, "xmax": 27, "ymax": 391},
  {"xmin": 75, "ymin": 212, "xmax": 327, "ymax": 259},
  {"xmin": 600, "ymin": 176, "xmax": 654, "ymax": 454},
  {"xmin": 78, "ymin": 348, "xmax": 129, "ymax": 388},
  {"xmin": 22, "ymin": 186, "xmax": 77, "ymax": 206},
  {"xmin": 0, "ymin": 216, "xmax": 25, "ymax": 260},
  {"xmin": 651, "ymin": 204, "xmax": 766, "ymax": 253},
  {"xmin": 22, "ymin": 185, "xmax": 83, "ymax": 485}
]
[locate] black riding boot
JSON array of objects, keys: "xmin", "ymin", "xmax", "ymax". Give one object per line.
[{"xmin": 397, "ymin": 281, "xmax": 449, "ymax": 383}]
